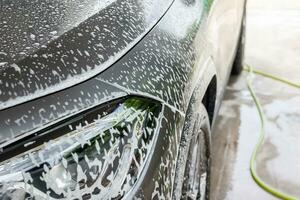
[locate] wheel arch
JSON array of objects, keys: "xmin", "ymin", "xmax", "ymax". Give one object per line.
[{"xmin": 202, "ymin": 75, "xmax": 217, "ymax": 125}]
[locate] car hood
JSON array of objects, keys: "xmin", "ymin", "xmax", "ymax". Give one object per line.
[{"xmin": 0, "ymin": 0, "xmax": 173, "ymax": 110}]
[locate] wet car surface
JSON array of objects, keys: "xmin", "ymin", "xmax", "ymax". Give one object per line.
[
  {"xmin": 0, "ymin": 0, "xmax": 245, "ymax": 199},
  {"xmin": 210, "ymin": 0, "xmax": 300, "ymax": 199}
]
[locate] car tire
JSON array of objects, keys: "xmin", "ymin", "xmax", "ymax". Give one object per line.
[
  {"xmin": 173, "ymin": 104, "xmax": 211, "ymax": 200},
  {"xmin": 231, "ymin": 10, "xmax": 246, "ymax": 76}
]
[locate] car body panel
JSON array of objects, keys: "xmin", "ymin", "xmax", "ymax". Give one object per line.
[
  {"xmin": 207, "ymin": 0, "xmax": 245, "ymax": 115},
  {"xmin": 0, "ymin": 0, "xmax": 246, "ymax": 198},
  {"xmin": 0, "ymin": 0, "xmax": 173, "ymax": 110},
  {"xmin": 0, "ymin": 80, "xmax": 127, "ymax": 147}
]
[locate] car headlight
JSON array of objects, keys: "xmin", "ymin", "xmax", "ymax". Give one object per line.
[{"xmin": 0, "ymin": 97, "xmax": 162, "ymax": 199}]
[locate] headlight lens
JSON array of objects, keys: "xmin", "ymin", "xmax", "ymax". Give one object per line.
[{"xmin": 0, "ymin": 97, "xmax": 161, "ymax": 199}]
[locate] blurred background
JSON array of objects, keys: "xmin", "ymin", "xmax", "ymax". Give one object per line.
[{"xmin": 210, "ymin": 0, "xmax": 300, "ymax": 199}]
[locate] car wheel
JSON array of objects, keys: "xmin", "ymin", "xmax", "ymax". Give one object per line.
[
  {"xmin": 231, "ymin": 10, "xmax": 246, "ymax": 76},
  {"xmin": 173, "ymin": 104, "xmax": 211, "ymax": 200}
]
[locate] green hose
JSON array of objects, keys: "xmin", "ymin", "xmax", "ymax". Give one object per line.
[{"xmin": 244, "ymin": 64, "xmax": 300, "ymax": 200}]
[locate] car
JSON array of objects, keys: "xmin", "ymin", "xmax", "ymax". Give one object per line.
[{"xmin": 0, "ymin": 0, "xmax": 246, "ymax": 199}]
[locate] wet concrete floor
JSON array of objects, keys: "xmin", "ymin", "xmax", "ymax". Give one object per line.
[{"xmin": 210, "ymin": 0, "xmax": 300, "ymax": 199}]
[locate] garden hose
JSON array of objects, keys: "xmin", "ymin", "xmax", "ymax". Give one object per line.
[{"xmin": 244, "ymin": 64, "xmax": 300, "ymax": 200}]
